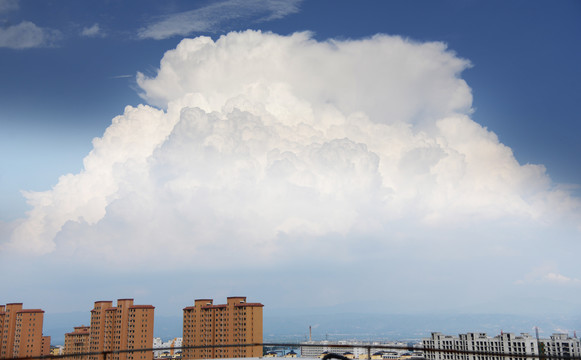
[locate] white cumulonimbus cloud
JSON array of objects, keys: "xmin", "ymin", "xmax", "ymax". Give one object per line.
[{"xmin": 5, "ymin": 31, "xmax": 580, "ymax": 267}]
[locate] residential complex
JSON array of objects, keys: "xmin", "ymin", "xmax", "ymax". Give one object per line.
[
  {"xmin": 423, "ymin": 332, "xmax": 581, "ymax": 360},
  {"xmin": 0, "ymin": 303, "xmax": 50, "ymax": 359},
  {"xmin": 9, "ymin": 297, "xmax": 579, "ymax": 360},
  {"xmin": 87, "ymin": 299, "xmax": 155, "ymax": 360},
  {"xmin": 182, "ymin": 297, "xmax": 263, "ymax": 359}
]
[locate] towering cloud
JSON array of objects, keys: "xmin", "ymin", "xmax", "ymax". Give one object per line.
[{"xmin": 4, "ymin": 31, "xmax": 579, "ymax": 268}]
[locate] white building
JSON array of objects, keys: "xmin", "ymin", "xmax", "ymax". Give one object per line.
[
  {"xmin": 541, "ymin": 333, "xmax": 581, "ymax": 358},
  {"xmin": 153, "ymin": 337, "xmax": 183, "ymax": 358},
  {"xmin": 423, "ymin": 332, "xmax": 538, "ymax": 360},
  {"xmin": 423, "ymin": 332, "xmax": 581, "ymax": 360},
  {"xmin": 300, "ymin": 340, "xmax": 410, "ymax": 359}
]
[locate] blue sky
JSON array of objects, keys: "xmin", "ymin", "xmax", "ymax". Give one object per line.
[{"xmin": 1, "ymin": 0, "xmax": 580, "ymax": 336}]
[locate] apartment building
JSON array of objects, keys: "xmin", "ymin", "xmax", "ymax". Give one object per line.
[
  {"xmin": 182, "ymin": 297, "xmax": 263, "ymax": 359},
  {"xmin": 541, "ymin": 333, "xmax": 581, "ymax": 358},
  {"xmin": 88, "ymin": 301, "xmax": 112, "ymax": 360},
  {"xmin": 87, "ymin": 299, "xmax": 155, "ymax": 360},
  {"xmin": 423, "ymin": 332, "xmax": 538, "ymax": 360},
  {"xmin": 0, "ymin": 303, "xmax": 50, "ymax": 359},
  {"xmin": 64, "ymin": 326, "xmax": 91, "ymax": 360}
]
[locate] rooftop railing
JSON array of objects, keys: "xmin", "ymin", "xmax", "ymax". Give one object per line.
[{"xmin": 12, "ymin": 342, "xmax": 581, "ymax": 360}]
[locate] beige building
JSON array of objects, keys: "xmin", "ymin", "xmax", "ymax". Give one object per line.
[
  {"xmin": 87, "ymin": 299, "xmax": 155, "ymax": 360},
  {"xmin": 0, "ymin": 303, "xmax": 50, "ymax": 359},
  {"xmin": 51, "ymin": 346, "xmax": 64, "ymax": 356},
  {"xmin": 182, "ymin": 297, "xmax": 263, "ymax": 359}
]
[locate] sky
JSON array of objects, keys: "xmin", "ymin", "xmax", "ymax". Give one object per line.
[{"xmin": 1, "ymin": 0, "xmax": 581, "ymax": 337}]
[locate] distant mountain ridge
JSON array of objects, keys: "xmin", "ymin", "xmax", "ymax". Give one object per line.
[
  {"xmin": 44, "ymin": 311, "xmax": 580, "ymax": 345},
  {"xmin": 263, "ymin": 313, "xmax": 581, "ymax": 342}
]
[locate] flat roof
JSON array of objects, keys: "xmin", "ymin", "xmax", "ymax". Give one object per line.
[
  {"xmin": 17, "ymin": 309, "xmax": 44, "ymax": 313},
  {"xmin": 235, "ymin": 303, "xmax": 264, "ymax": 307},
  {"xmin": 201, "ymin": 304, "xmax": 227, "ymax": 309},
  {"xmin": 65, "ymin": 331, "xmax": 89, "ymax": 336}
]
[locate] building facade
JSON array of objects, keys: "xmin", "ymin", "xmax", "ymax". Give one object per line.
[
  {"xmin": 0, "ymin": 303, "xmax": 50, "ymax": 359},
  {"xmin": 423, "ymin": 332, "xmax": 538, "ymax": 360},
  {"xmin": 64, "ymin": 326, "xmax": 91, "ymax": 360},
  {"xmin": 88, "ymin": 301, "xmax": 113, "ymax": 360},
  {"xmin": 87, "ymin": 299, "xmax": 155, "ymax": 360},
  {"xmin": 182, "ymin": 297, "xmax": 263, "ymax": 359},
  {"xmin": 41, "ymin": 336, "xmax": 51, "ymax": 358}
]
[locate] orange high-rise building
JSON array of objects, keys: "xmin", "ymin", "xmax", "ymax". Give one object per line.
[
  {"xmin": 88, "ymin": 299, "xmax": 154, "ymax": 360},
  {"xmin": 182, "ymin": 297, "xmax": 263, "ymax": 360},
  {"xmin": 0, "ymin": 303, "xmax": 20, "ymax": 359},
  {"xmin": 0, "ymin": 303, "xmax": 50, "ymax": 359},
  {"xmin": 64, "ymin": 326, "xmax": 90, "ymax": 360},
  {"xmin": 88, "ymin": 301, "xmax": 113, "ymax": 360}
]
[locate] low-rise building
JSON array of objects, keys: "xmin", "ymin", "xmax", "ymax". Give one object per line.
[
  {"xmin": 153, "ymin": 337, "xmax": 183, "ymax": 358},
  {"xmin": 51, "ymin": 345, "xmax": 64, "ymax": 356}
]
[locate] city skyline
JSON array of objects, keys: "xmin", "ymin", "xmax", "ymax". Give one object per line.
[
  {"xmin": 3, "ymin": 297, "xmax": 580, "ymax": 347},
  {"xmin": 1, "ymin": 0, "xmax": 580, "ymax": 328}
]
